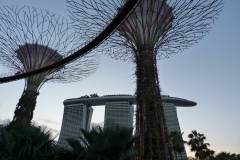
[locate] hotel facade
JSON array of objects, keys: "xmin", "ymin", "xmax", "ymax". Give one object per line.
[{"xmin": 58, "ymin": 94, "xmax": 196, "ymax": 159}]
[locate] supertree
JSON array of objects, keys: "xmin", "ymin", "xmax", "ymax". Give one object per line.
[
  {"xmin": 0, "ymin": 6, "xmax": 99, "ymax": 123},
  {"xmin": 67, "ymin": 0, "xmax": 223, "ymax": 159}
]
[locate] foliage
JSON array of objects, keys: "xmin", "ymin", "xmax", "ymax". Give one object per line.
[
  {"xmin": 212, "ymin": 151, "xmax": 240, "ymax": 160},
  {"xmin": 187, "ymin": 130, "xmax": 214, "ymax": 160},
  {"xmin": 169, "ymin": 131, "xmax": 187, "ymax": 159},
  {"xmin": 80, "ymin": 95, "xmax": 90, "ymax": 99},
  {"xmin": 90, "ymin": 93, "xmax": 99, "ymax": 97},
  {"xmin": 66, "ymin": 125, "xmax": 139, "ymax": 160},
  {"xmin": 79, "ymin": 93, "xmax": 99, "ymax": 99},
  {"xmin": 0, "ymin": 122, "xmax": 58, "ymax": 160},
  {"xmin": 0, "ymin": 121, "xmax": 138, "ymax": 160},
  {"xmin": 186, "ymin": 131, "xmax": 240, "ymax": 160},
  {"xmin": 0, "ymin": 126, "xmax": 12, "ymax": 159},
  {"xmin": 189, "ymin": 151, "xmax": 240, "ymax": 160}
]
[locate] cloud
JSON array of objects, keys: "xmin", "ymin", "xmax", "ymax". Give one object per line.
[
  {"xmin": 90, "ymin": 121, "xmax": 104, "ymax": 130},
  {"xmin": 1, "ymin": 118, "xmax": 10, "ymax": 126},
  {"xmin": 37, "ymin": 118, "xmax": 60, "ymax": 125},
  {"xmin": 32, "ymin": 119, "xmax": 60, "ymax": 139},
  {"xmin": 49, "ymin": 128, "xmax": 59, "ymax": 133}
]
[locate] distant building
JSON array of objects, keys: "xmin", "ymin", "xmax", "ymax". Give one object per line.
[
  {"xmin": 164, "ymin": 103, "xmax": 181, "ymax": 131},
  {"xmin": 104, "ymin": 101, "xmax": 134, "ymax": 128},
  {"xmin": 163, "ymin": 103, "xmax": 187, "ymax": 160},
  {"xmin": 58, "ymin": 94, "xmax": 196, "ymax": 158},
  {"xmin": 58, "ymin": 103, "xmax": 93, "ymax": 148}
]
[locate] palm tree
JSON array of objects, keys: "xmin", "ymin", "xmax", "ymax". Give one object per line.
[
  {"xmin": 0, "ymin": 126, "xmax": 12, "ymax": 159},
  {"xmin": 169, "ymin": 131, "xmax": 187, "ymax": 160},
  {"xmin": 0, "ymin": 122, "xmax": 58, "ymax": 160},
  {"xmin": 187, "ymin": 130, "xmax": 211, "ymax": 160},
  {"xmin": 66, "ymin": 125, "xmax": 139, "ymax": 160}
]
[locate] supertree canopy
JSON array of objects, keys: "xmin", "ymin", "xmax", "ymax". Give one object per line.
[
  {"xmin": 118, "ymin": 0, "xmax": 174, "ymax": 51},
  {"xmin": 15, "ymin": 44, "xmax": 63, "ymax": 90},
  {"xmin": 67, "ymin": 0, "xmax": 224, "ymax": 159},
  {"xmin": 0, "ymin": 6, "xmax": 99, "ymax": 123}
]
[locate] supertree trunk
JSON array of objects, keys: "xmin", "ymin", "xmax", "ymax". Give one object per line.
[
  {"xmin": 13, "ymin": 88, "xmax": 39, "ymax": 123},
  {"xmin": 135, "ymin": 49, "xmax": 172, "ymax": 160}
]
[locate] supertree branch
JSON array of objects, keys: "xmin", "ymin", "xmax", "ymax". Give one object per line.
[
  {"xmin": 0, "ymin": 6, "xmax": 100, "ymax": 123},
  {"xmin": 67, "ymin": 0, "xmax": 224, "ymax": 61},
  {"xmin": 67, "ymin": 0, "xmax": 128, "ymax": 45}
]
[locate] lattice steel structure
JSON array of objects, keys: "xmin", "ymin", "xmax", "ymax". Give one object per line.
[
  {"xmin": 0, "ymin": 0, "xmax": 140, "ymax": 83},
  {"xmin": 0, "ymin": 6, "xmax": 99, "ymax": 123},
  {"xmin": 68, "ymin": 0, "xmax": 224, "ymax": 159}
]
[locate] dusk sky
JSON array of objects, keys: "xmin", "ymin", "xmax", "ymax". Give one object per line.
[{"xmin": 0, "ymin": 0, "xmax": 239, "ymax": 157}]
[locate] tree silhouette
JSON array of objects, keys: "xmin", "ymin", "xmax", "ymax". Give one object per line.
[{"xmin": 187, "ymin": 130, "xmax": 213, "ymax": 160}]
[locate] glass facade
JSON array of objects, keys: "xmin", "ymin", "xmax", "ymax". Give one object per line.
[
  {"xmin": 163, "ymin": 103, "xmax": 187, "ymax": 159},
  {"xmin": 104, "ymin": 101, "xmax": 134, "ymax": 129},
  {"xmin": 58, "ymin": 104, "xmax": 93, "ymax": 148}
]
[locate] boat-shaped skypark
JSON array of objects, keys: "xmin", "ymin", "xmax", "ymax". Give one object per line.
[{"xmin": 63, "ymin": 94, "xmax": 196, "ymax": 107}]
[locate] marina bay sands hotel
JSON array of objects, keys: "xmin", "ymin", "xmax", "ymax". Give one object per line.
[{"xmin": 58, "ymin": 94, "xmax": 196, "ymax": 158}]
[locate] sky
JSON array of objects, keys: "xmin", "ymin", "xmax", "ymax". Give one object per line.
[{"xmin": 0, "ymin": 0, "xmax": 239, "ymax": 157}]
